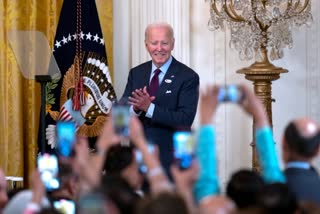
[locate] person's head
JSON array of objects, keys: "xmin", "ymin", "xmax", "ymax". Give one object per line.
[
  {"xmin": 144, "ymin": 22, "xmax": 175, "ymax": 68},
  {"xmin": 136, "ymin": 192, "xmax": 188, "ymax": 214},
  {"xmin": 104, "ymin": 144, "xmax": 143, "ymax": 190},
  {"xmin": 226, "ymin": 169, "xmax": 264, "ymax": 209},
  {"xmin": 282, "ymin": 118, "xmax": 320, "ymax": 163},
  {"xmin": 48, "ymin": 162, "xmax": 79, "ymax": 201},
  {"xmin": 0, "ymin": 169, "xmax": 8, "ymax": 210},
  {"xmin": 99, "ymin": 175, "xmax": 139, "ymax": 214},
  {"xmin": 257, "ymin": 183, "xmax": 298, "ymax": 214}
]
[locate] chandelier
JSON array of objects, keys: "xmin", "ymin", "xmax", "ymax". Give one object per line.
[
  {"xmin": 206, "ymin": 0, "xmax": 313, "ymax": 171},
  {"xmin": 207, "ymin": 0, "xmax": 313, "ymax": 61}
]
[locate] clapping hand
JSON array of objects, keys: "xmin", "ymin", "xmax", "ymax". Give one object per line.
[{"xmin": 128, "ymin": 86, "xmax": 155, "ymax": 112}]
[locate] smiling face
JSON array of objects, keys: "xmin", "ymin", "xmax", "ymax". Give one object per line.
[{"xmin": 145, "ymin": 24, "xmax": 175, "ymax": 68}]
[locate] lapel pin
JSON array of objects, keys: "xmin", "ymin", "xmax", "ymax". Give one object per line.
[{"xmin": 165, "ymin": 79, "xmax": 172, "ymax": 83}]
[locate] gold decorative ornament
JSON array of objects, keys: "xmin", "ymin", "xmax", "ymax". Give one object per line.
[{"xmin": 206, "ymin": 0, "xmax": 312, "ymax": 171}]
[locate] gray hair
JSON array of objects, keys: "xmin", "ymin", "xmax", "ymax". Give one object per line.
[{"xmin": 145, "ymin": 22, "xmax": 174, "ymax": 41}]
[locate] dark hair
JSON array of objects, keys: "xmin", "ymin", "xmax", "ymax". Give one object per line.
[
  {"xmin": 284, "ymin": 122, "xmax": 320, "ymax": 157},
  {"xmin": 103, "ymin": 144, "xmax": 134, "ymax": 175},
  {"xmin": 226, "ymin": 169, "xmax": 265, "ymax": 209},
  {"xmin": 136, "ymin": 192, "xmax": 188, "ymax": 214},
  {"xmin": 98, "ymin": 175, "xmax": 140, "ymax": 214},
  {"xmin": 38, "ymin": 207, "xmax": 63, "ymax": 214},
  {"xmin": 257, "ymin": 183, "xmax": 298, "ymax": 214}
]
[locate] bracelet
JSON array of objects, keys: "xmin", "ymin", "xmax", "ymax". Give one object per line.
[{"xmin": 148, "ymin": 167, "xmax": 163, "ymax": 178}]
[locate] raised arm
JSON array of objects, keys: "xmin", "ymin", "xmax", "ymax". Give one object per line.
[
  {"xmin": 238, "ymin": 84, "xmax": 285, "ymax": 183},
  {"xmin": 193, "ymin": 85, "xmax": 220, "ymax": 202}
]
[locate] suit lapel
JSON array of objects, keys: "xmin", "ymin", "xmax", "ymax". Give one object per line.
[
  {"xmin": 143, "ymin": 62, "xmax": 152, "ymax": 89},
  {"xmin": 156, "ymin": 58, "xmax": 177, "ymax": 97}
]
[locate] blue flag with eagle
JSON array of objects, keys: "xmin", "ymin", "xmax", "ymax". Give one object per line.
[{"xmin": 41, "ymin": 0, "xmax": 116, "ymax": 153}]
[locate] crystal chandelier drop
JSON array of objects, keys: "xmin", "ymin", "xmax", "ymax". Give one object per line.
[{"xmin": 207, "ymin": 0, "xmax": 313, "ymax": 61}]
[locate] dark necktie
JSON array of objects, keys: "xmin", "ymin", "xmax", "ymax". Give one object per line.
[{"xmin": 149, "ymin": 69, "xmax": 161, "ymax": 96}]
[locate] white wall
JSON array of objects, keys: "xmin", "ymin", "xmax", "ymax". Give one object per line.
[{"xmin": 113, "ymin": 0, "xmax": 320, "ymax": 188}]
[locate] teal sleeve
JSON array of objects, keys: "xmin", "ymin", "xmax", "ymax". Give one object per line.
[
  {"xmin": 255, "ymin": 126, "xmax": 285, "ymax": 183},
  {"xmin": 193, "ymin": 125, "xmax": 220, "ymax": 202}
]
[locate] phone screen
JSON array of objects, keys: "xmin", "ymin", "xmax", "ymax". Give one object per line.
[
  {"xmin": 56, "ymin": 121, "xmax": 76, "ymax": 157},
  {"xmin": 38, "ymin": 153, "xmax": 60, "ymax": 191},
  {"xmin": 53, "ymin": 199, "xmax": 75, "ymax": 214},
  {"xmin": 173, "ymin": 131, "xmax": 195, "ymax": 170},
  {"xmin": 112, "ymin": 105, "xmax": 130, "ymax": 137},
  {"xmin": 217, "ymin": 85, "xmax": 241, "ymax": 102},
  {"xmin": 226, "ymin": 85, "xmax": 239, "ymax": 102}
]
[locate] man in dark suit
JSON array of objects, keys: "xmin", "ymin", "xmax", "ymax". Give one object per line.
[
  {"xmin": 282, "ymin": 118, "xmax": 320, "ymax": 204},
  {"xmin": 121, "ymin": 22, "xmax": 199, "ymax": 176}
]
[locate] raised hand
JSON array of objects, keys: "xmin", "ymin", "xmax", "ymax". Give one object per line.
[
  {"xmin": 200, "ymin": 85, "xmax": 220, "ymax": 125},
  {"xmin": 129, "ymin": 116, "xmax": 147, "ymax": 148},
  {"xmin": 128, "ymin": 86, "xmax": 155, "ymax": 112},
  {"xmin": 29, "ymin": 170, "xmax": 45, "ymax": 204},
  {"xmin": 96, "ymin": 117, "xmax": 121, "ymax": 154},
  {"xmin": 238, "ymin": 84, "xmax": 268, "ymax": 128}
]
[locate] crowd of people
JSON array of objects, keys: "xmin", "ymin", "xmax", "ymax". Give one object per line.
[{"xmin": 0, "ymin": 22, "xmax": 319, "ymax": 214}]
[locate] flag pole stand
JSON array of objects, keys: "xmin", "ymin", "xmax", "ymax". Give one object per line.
[{"xmin": 35, "ymin": 75, "xmax": 52, "ymax": 154}]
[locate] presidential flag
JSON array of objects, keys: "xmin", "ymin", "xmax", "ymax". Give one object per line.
[{"xmin": 40, "ymin": 0, "xmax": 116, "ymax": 153}]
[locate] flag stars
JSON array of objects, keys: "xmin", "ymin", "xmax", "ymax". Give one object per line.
[
  {"xmin": 55, "ymin": 40, "xmax": 61, "ymax": 48},
  {"xmin": 62, "ymin": 36, "xmax": 68, "ymax": 44},
  {"xmin": 100, "ymin": 38, "xmax": 104, "ymax": 45},
  {"xmin": 79, "ymin": 31, "xmax": 85, "ymax": 40},
  {"xmin": 72, "ymin": 33, "xmax": 77, "ymax": 40},
  {"xmin": 93, "ymin": 34, "xmax": 99, "ymax": 42},
  {"xmin": 86, "ymin": 32, "xmax": 92, "ymax": 40},
  {"xmin": 55, "ymin": 31, "xmax": 105, "ymax": 49}
]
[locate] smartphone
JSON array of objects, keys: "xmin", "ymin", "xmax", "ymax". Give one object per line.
[
  {"xmin": 37, "ymin": 153, "xmax": 60, "ymax": 191},
  {"xmin": 53, "ymin": 199, "xmax": 75, "ymax": 214},
  {"xmin": 112, "ymin": 104, "xmax": 130, "ymax": 137},
  {"xmin": 173, "ymin": 131, "xmax": 195, "ymax": 170},
  {"xmin": 56, "ymin": 121, "xmax": 76, "ymax": 157},
  {"xmin": 135, "ymin": 144, "xmax": 155, "ymax": 174},
  {"xmin": 217, "ymin": 85, "xmax": 242, "ymax": 102}
]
